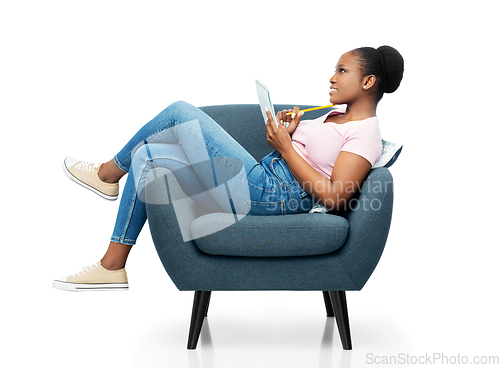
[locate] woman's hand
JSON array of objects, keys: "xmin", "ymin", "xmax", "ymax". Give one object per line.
[
  {"xmin": 277, "ymin": 106, "xmax": 304, "ymax": 135},
  {"xmin": 266, "ymin": 106, "xmax": 303, "ymax": 155}
]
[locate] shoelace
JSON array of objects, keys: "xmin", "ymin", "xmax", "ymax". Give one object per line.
[
  {"xmin": 72, "ymin": 263, "xmax": 99, "ymax": 278},
  {"xmin": 75, "ymin": 161, "xmax": 100, "ymax": 172}
]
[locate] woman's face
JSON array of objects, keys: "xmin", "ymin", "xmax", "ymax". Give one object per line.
[{"xmin": 329, "ymin": 51, "xmax": 365, "ymax": 105}]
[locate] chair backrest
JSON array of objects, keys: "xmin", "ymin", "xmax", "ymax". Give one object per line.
[{"xmin": 199, "ymin": 104, "xmax": 334, "ymax": 161}]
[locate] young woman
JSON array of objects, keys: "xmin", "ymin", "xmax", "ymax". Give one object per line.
[{"xmin": 53, "ymin": 46, "xmax": 404, "ymax": 291}]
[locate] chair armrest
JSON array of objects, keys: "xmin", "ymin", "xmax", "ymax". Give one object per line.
[{"xmin": 332, "ymin": 168, "xmax": 394, "ymax": 288}]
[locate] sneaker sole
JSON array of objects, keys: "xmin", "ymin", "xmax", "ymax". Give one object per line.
[
  {"xmin": 53, "ymin": 280, "xmax": 129, "ymax": 292},
  {"xmin": 62, "ymin": 161, "xmax": 118, "ymax": 201}
]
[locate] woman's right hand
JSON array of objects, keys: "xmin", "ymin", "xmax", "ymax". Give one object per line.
[{"xmin": 275, "ymin": 106, "xmax": 304, "ymax": 135}]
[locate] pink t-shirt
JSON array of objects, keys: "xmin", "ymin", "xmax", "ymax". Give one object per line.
[{"xmin": 291, "ymin": 105, "xmax": 382, "ymax": 179}]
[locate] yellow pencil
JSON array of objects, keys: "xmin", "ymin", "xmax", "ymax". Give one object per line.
[{"xmin": 286, "ymin": 104, "xmax": 335, "ymax": 115}]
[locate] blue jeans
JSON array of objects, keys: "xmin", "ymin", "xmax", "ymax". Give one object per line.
[{"xmin": 110, "ymin": 101, "xmax": 313, "ymax": 245}]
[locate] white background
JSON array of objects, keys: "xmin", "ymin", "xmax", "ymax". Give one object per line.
[{"xmin": 1, "ymin": 0, "xmax": 499, "ymax": 367}]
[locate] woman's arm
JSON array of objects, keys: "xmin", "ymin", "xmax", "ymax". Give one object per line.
[{"xmin": 266, "ymin": 109, "xmax": 371, "ymax": 211}]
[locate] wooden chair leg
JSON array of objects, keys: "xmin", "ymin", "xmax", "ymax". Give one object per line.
[
  {"xmin": 322, "ymin": 291, "xmax": 335, "ymax": 317},
  {"xmin": 329, "ymin": 291, "xmax": 352, "ymax": 350},
  {"xmin": 204, "ymin": 291, "xmax": 211, "ymax": 317},
  {"xmin": 187, "ymin": 291, "xmax": 211, "ymax": 349}
]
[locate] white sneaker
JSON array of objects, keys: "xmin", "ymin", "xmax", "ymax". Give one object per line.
[
  {"xmin": 63, "ymin": 157, "xmax": 119, "ymax": 200},
  {"xmin": 53, "ymin": 261, "xmax": 128, "ymax": 292}
]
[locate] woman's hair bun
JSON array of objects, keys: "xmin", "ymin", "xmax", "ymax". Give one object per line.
[
  {"xmin": 377, "ymin": 45, "xmax": 404, "ymax": 94},
  {"xmin": 353, "ymin": 45, "xmax": 404, "ymax": 100}
]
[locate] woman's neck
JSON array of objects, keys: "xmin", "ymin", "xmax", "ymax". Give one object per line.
[{"xmin": 343, "ymin": 101, "xmax": 377, "ymax": 121}]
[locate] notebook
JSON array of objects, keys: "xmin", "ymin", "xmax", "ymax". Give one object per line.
[{"xmin": 255, "ymin": 79, "xmax": 277, "ymax": 126}]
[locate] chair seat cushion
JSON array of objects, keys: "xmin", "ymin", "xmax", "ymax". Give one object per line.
[{"xmin": 190, "ymin": 213, "xmax": 349, "ymax": 257}]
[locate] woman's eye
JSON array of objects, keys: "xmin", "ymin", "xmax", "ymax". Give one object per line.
[{"xmin": 339, "ymin": 68, "xmax": 346, "ymax": 73}]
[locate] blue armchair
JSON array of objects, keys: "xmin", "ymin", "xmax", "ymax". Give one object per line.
[{"xmin": 145, "ymin": 104, "xmax": 397, "ymax": 350}]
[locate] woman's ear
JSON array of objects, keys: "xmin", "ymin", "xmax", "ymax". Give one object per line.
[{"xmin": 362, "ymin": 75, "xmax": 376, "ymax": 91}]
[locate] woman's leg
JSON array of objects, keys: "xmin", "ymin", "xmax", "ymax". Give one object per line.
[
  {"xmin": 103, "ymin": 101, "xmax": 261, "ymax": 268},
  {"xmin": 100, "ymin": 145, "xmax": 221, "ymax": 270},
  {"xmin": 112, "ymin": 101, "xmax": 257, "ymax": 176},
  {"xmin": 98, "ymin": 159, "xmax": 126, "ymax": 184},
  {"xmin": 101, "ymin": 242, "xmax": 132, "ymax": 270}
]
